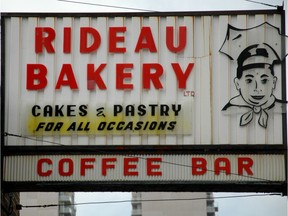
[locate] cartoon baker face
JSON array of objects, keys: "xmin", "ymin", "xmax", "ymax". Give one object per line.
[
  {"xmin": 219, "ymin": 23, "xmax": 287, "ymax": 128},
  {"xmin": 221, "ymin": 43, "xmax": 286, "ymax": 128},
  {"xmin": 234, "ymin": 64, "xmax": 277, "ymax": 108}
]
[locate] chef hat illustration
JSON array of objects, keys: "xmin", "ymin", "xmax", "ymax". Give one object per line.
[
  {"xmin": 235, "ymin": 43, "xmax": 281, "ymax": 78},
  {"xmin": 219, "ymin": 22, "xmax": 287, "ymax": 73}
]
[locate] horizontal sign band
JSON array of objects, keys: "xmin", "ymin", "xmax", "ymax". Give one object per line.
[
  {"xmin": 26, "ymin": 103, "xmax": 191, "ymax": 136},
  {"xmin": 4, "ymin": 154, "xmax": 285, "ymax": 182}
]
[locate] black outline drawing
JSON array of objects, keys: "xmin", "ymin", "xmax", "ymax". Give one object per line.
[{"xmin": 219, "ymin": 22, "xmax": 287, "ymax": 128}]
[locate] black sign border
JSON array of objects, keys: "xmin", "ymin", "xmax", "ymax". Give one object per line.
[{"xmin": 1, "ymin": 9, "xmax": 287, "ymax": 195}]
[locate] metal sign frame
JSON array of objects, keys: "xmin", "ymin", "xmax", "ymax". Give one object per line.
[
  {"xmin": 1, "ymin": 9, "xmax": 287, "ymax": 194},
  {"xmin": 2, "ymin": 145, "xmax": 286, "ymax": 193}
]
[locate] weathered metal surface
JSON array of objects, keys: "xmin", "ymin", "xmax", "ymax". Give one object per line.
[{"xmin": 2, "ymin": 13, "xmax": 286, "ymax": 146}]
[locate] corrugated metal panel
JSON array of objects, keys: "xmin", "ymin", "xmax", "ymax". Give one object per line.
[
  {"xmin": 3, "ymin": 154, "xmax": 285, "ymax": 182},
  {"xmin": 3, "ymin": 13, "xmax": 285, "ymax": 146}
]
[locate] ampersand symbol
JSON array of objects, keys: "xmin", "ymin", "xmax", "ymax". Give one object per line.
[{"xmin": 96, "ymin": 107, "xmax": 105, "ymax": 117}]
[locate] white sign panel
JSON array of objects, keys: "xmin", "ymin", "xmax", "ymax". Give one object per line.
[
  {"xmin": 2, "ymin": 12, "xmax": 287, "ymax": 146},
  {"xmin": 3, "ymin": 154, "xmax": 285, "ymax": 182}
]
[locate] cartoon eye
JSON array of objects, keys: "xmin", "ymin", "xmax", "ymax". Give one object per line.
[
  {"xmin": 261, "ymin": 79, "xmax": 268, "ymax": 84},
  {"xmin": 245, "ymin": 79, "xmax": 252, "ymax": 84}
]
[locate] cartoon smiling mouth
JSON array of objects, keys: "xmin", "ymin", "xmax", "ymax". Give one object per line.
[{"xmin": 251, "ymin": 95, "xmax": 265, "ymax": 100}]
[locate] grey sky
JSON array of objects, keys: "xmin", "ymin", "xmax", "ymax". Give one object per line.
[
  {"xmin": 74, "ymin": 192, "xmax": 287, "ymax": 216},
  {"xmin": 1, "ymin": 0, "xmax": 287, "ymax": 216},
  {"xmin": 75, "ymin": 192, "xmax": 132, "ymax": 216}
]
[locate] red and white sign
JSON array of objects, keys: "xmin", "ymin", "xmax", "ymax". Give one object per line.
[
  {"xmin": 3, "ymin": 13, "xmax": 287, "ymax": 146},
  {"xmin": 2, "ymin": 12, "xmax": 287, "ymax": 193},
  {"xmin": 3, "ymin": 154, "xmax": 285, "ymax": 182}
]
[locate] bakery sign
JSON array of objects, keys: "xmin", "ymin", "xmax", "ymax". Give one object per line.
[
  {"xmin": 27, "ymin": 24, "xmax": 194, "ymax": 135},
  {"xmin": 2, "ymin": 12, "xmax": 287, "ymax": 145},
  {"xmin": 4, "ymin": 15, "xmax": 196, "ymax": 138},
  {"xmin": 1, "ymin": 11, "xmax": 287, "ymax": 193}
]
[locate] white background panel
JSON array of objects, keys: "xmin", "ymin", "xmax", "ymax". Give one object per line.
[{"xmin": 3, "ymin": 13, "xmax": 285, "ymax": 146}]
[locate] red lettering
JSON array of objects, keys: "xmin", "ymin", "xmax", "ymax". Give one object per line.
[
  {"xmin": 116, "ymin": 63, "xmax": 133, "ymax": 89},
  {"xmin": 37, "ymin": 158, "xmax": 52, "ymax": 177},
  {"xmin": 124, "ymin": 157, "xmax": 139, "ymax": 176},
  {"xmin": 63, "ymin": 27, "xmax": 71, "ymax": 53},
  {"xmin": 142, "ymin": 63, "xmax": 163, "ymax": 89},
  {"xmin": 238, "ymin": 157, "xmax": 253, "ymax": 175},
  {"xmin": 147, "ymin": 158, "xmax": 162, "ymax": 176},
  {"xmin": 27, "ymin": 64, "xmax": 48, "ymax": 90},
  {"xmin": 214, "ymin": 158, "xmax": 231, "ymax": 175},
  {"xmin": 135, "ymin": 27, "xmax": 157, "ymax": 52},
  {"xmin": 87, "ymin": 64, "xmax": 107, "ymax": 90},
  {"xmin": 80, "ymin": 27, "xmax": 101, "ymax": 53},
  {"xmin": 55, "ymin": 64, "xmax": 78, "ymax": 89},
  {"xmin": 80, "ymin": 158, "xmax": 96, "ymax": 176},
  {"xmin": 109, "ymin": 27, "xmax": 126, "ymax": 53},
  {"xmin": 192, "ymin": 158, "xmax": 207, "ymax": 175},
  {"xmin": 102, "ymin": 158, "xmax": 117, "ymax": 176},
  {"xmin": 58, "ymin": 158, "xmax": 73, "ymax": 176},
  {"xmin": 166, "ymin": 26, "xmax": 187, "ymax": 53},
  {"xmin": 35, "ymin": 27, "xmax": 55, "ymax": 53},
  {"xmin": 172, "ymin": 63, "xmax": 194, "ymax": 89}
]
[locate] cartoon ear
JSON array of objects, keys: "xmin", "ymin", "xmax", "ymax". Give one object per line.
[
  {"xmin": 273, "ymin": 76, "xmax": 277, "ymax": 89},
  {"xmin": 234, "ymin": 78, "xmax": 240, "ymax": 90}
]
